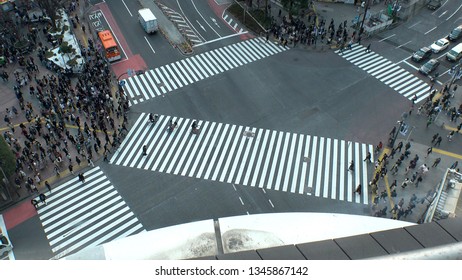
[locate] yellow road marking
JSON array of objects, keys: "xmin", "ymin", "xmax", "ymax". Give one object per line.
[
  {"xmin": 371, "ymin": 147, "xmax": 391, "ymax": 204},
  {"xmin": 433, "ymin": 148, "xmax": 462, "ymax": 159}
]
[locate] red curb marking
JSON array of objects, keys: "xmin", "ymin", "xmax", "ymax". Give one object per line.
[
  {"xmin": 3, "ymin": 200, "xmax": 38, "ymax": 230},
  {"xmin": 112, "ymin": 54, "xmax": 148, "ymax": 79}
]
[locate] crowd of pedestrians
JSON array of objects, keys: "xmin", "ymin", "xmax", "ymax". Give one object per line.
[
  {"xmin": 367, "ymin": 81, "xmax": 462, "ymax": 221},
  {"xmin": 1, "ymin": 1, "xmax": 129, "ymax": 201}
]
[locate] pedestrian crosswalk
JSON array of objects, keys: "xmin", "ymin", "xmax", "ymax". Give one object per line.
[
  {"xmin": 336, "ymin": 44, "xmax": 430, "ymax": 103},
  {"xmin": 121, "ymin": 38, "xmax": 289, "ymax": 106},
  {"xmin": 36, "ymin": 166, "xmax": 145, "ymax": 258},
  {"xmin": 110, "ymin": 113, "xmax": 374, "ymax": 204},
  {"xmin": 223, "ymin": 13, "xmax": 246, "ymax": 34}
]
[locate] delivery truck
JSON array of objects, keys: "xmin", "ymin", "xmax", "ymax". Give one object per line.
[{"xmin": 138, "ymin": 8, "xmax": 158, "ymax": 34}]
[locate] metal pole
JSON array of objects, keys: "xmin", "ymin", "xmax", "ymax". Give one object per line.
[{"xmin": 358, "ymin": 0, "xmax": 370, "ymax": 38}]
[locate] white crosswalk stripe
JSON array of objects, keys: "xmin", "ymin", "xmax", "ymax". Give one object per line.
[
  {"xmin": 122, "ymin": 38, "xmax": 289, "ymax": 106},
  {"xmin": 110, "ymin": 114, "xmax": 374, "ymax": 204},
  {"xmin": 336, "ymin": 44, "xmax": 430, "ymax": 103},
  {"xmin": 36, "ymin": 167, "xmax": 145, "ymax": 257}
]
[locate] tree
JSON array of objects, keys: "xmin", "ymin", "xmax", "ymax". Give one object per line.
[
  {"xmin": 280, "ymin": 0, "xmax": 310, "ymax": 17},
  {"xmin": 37, "ymin": 0, "xmax": 65, "ymax": 29}
]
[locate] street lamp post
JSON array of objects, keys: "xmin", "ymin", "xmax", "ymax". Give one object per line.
[
  {"xmin": 358, "ymin": 0, "xmax": 370, "ymax": 39},
  {"xmin": 0, "ymin": 161, "xmax": 11, "ymax": 201}
]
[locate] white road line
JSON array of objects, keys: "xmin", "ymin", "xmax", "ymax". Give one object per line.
[
  {"xmin": 379, "ymin": 34, "xmax": 395, "ymax": 42},
  {"xmin": 447, "ymin": 2, "xmax": 462, "ymax": 20},
  {"xmin": 239, "ymin": 197, "xmax": 244, "ymax": 205},
  {"xmin": 275, "ymin": 132, "xmax": 291, "ymax": 191},
  {"xmin": 339, "ymin": 140, "xmax": 345, "ymax": 201},
  {"xmin": 395, "ymin": 40, "xmax": 412, "ymax": 49},
  {"xmin": 323, "ymin": 138, "xmax": 331, "ymax": 198},
  {"xmin": 193, "ymin": 32, "xmax": 248, "ymax": 48},
  {"xmin": 268, "ymin": 199, "xmax": 274, "ymax": 208},
  {"xmin": 425, "ymin": 27, "xmax": 436, "ymax": 35},
  {"xmin": 266, "ymin": 131, "xmax": 283, "ymax": 189},
  {"xmin": 218, "ymin": 126, "xmax": 243, "ymax": 182},
  {"xmin": 403, "ymin": 60, "xmax": 419, "ymax": 70},
  {"xmin": 408, "ymin": 22, "xmax": 421, "ymax": 29},
  {"xmin": 121, "ymin": 0, "xmax": 133, "ymax": 17},
  {"xmin": 191, "ymin": 0, "xmax": 221, "ymax": 37},
  {"xmin": 300, "ymin": 136, "xmax": 311, "ymax": 194},
  {"xmin": 144, "ymin": 36, "xmax": 155, "ymax": 54},
  {"xmin": 234, "ymin": 129, "xmax": 255, "ymax": 184},
  {"xmin": 227, "ymin": 127, "xmax": 249, "ymax": 183},
  {"xmin": 288, "ymin": 134, "xmax": 301, "ymax": 193},
  {"xmin": 308, "ymin": 136, "xmax": 317, "ymax": 191},
  {"xmin": 315, "ymin": 137, "xmax": 324, "ymax": 197},
  {"xmin": 211, "ymin": 125, "xmax": 236, "ymax": 181},
  {"xmin": 258, "ymin": 130, "xmax": 276, "ymax": 188}
]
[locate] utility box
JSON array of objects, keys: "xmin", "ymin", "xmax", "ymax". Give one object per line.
[{"xmin": 138, "ymin": 8, "xmax": 158, "ymax": 34}]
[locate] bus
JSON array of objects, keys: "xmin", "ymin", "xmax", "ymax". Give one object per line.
[{"xmin": 98, "ymin": 30, "xmax": 121, "ymax": 62}]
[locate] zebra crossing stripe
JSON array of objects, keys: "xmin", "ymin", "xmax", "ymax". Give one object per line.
[
  {"xmin": 242, "ymin": 128, "xmax": 262, "ymax": 186},
  {"xmin": 204, "ymin": 123, "xmax": 230, "ymax": 179},
  {"xmin": 331, "ymin": 139, "xmax": 338, "ymax": 200},
  {"xmin": 112, "ymin": 114, "xmax": 374, "ymax": 203},
  {"xmin": 36, "ymin": 166, "xmax": 144, "ymax": 256},
  {"xmin": 212, "ymin": 125, "xmax": 237, "ymax": 181},
  {"xmin": 159, "ymin": 118, "xmax": 190, "ymax": 173},
  {"xmin": 226, "ymin": 125, "xmax": 249, "ymax": 183},
  {"xmin": 308, "ymin": 136, "xmax": 318, "ymax": 192},
  {"xmin": 266, "ymin": 131, "xmax": 283, "ymax": 189},
  {"xmin": 300, "ymin": 135, "xmax": 311, "ymax": 194},
  {"xmin": 315, "ymin": 136, "xmax": 324, "ymax": 197},
  {"xmin": 339, "ymin": 140, "xmax": 346, "ymax": 201},
  {"xmin": 337, "ymin": 45, "xmax": 430, "ymax": 102},
  {"xmin": 258, "ymin": 130, "xmax": 276, "ymax": 189},
  {"xmin": 323, "ymin": 138, "xmax": 331, "ymax": 198}
]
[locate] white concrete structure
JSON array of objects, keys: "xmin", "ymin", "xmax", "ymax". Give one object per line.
[{"xmin": 65, "ymin": 213, "xmax": 414, "ymax": 260}]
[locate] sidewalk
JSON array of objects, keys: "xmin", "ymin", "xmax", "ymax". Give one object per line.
[
  {"xmin": 0, "ymin": 1, "xmax": 124, "ymax": 211},
  {"xmin": 263, "ymin": 0, "xmax": 390, "ymax": 50}
]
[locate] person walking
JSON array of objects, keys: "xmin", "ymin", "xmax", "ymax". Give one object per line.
[
  {"xmin": 365, "ymin": 43, "xmax": 371, "ymax": 53},
  {"xmin": 431, "ymin": 133, "xmax": 439, "ymax": 144},
  {"xmin": 348, "ymin": 160, "xmax": 355, "ymax": 172},
  {"xmin": 354, "ymin": 184, "xmax": 362, "ymax": 195},
  {"xmin": 432, "ymin": 157, "xmax": 441, "ymax": 168},
  {"xmin": 401, "ymin": 178, "xmax": 411, "ymax": 189},
  {"xmin": 78, "ymin": 173, "xmax": 85, "ymax": 183},
  {"xmin": 450, "ymin": 161, "xmax": 459, "ymax": 170},
  {"xmin": 396, "ymin": 141, "xmax": 403, "ymax": 153},
  {"xmin": 75, "ymin": 155, "xmax": 81, "ymax": 166},
  {"xmin": 364, "ymin": 152, "xmax": 372, "ymax": 163},
  {"xmin": 39, "ymin": 193, "xmax": 47, "ymax": 206},
  {"xmin": 142, "ymin": 145, "xmax": 147, "ymax": 156},
  {"xmin": 425, "ymin": 147, "xmax": 433, "ymax": 158},
  {"xmin": 45, "ymin": 181, "xmax": 52, "ymax": 193},
  {"xmin": 405, "ymin": 142, "xmax": 411, "ymax": 151},
  {"xmin": 447, "ymin": 130, "xmax": 455, "ymax": 141},
  {"xmin": 434, "ymin": 136, "xmax": 442, "ymax": 147},
  {"xmin": 68, "ymin": 164, "xmax": 74, "ymax": 175},
  {"xmin": 457, "ymin": 123, "xmax": 462, "ymax": 133}
]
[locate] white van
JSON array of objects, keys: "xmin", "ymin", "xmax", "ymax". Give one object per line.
[
  {"xmin": 138, "ymin": 8, "xmax": 158, "ymax": 34},
  {"xmin": 446, "ymin": 43, "xmax": 462, "ymax": 62}
]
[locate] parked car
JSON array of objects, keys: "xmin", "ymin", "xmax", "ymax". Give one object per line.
[
  {"xmin": 449, "ymin": 25, "xmax": 462, "ymax": 41},
  {"xmin": 419, "ymin": 59, "xmax": 440, "ymax": 75},
  {"xmin": 430, "ymin": 38, "xmax": 450, "ymax": 53},
  {"xmin": 412, "ymin": 47, "xmax": 432, "ymax": 62}
]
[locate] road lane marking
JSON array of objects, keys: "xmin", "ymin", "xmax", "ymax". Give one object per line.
[
  {"xmin": 193, "ymin": 31, "xmax": 248, "ymax": 48},
  {"xmin": 121, "ymin": 0, "xmax": 133, "ymax": 17},
  {"xmin": 403, "ymin": 60, "xmax": 419, "ymax": 70},
  {"xmin": 379, "ymin": 34, "xmax": 395, "ymax": 42},
  {"xmin": 144, "ymin": 36, "xmax": 155, "ymax": 54},
  {"xmin": 395, "ymin": 40, "xmax": 412, "ymax": 49},
  {"xmin": 425, "ymin": 27, "xmax": 436, "ymax": 34},
  {"xmin": 447, "ymin": 2, "xmax": 462, "ymax": 21},
  {"xmin": 408, "ymin": 22, "xmax": 421, "ymax": 29}
]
